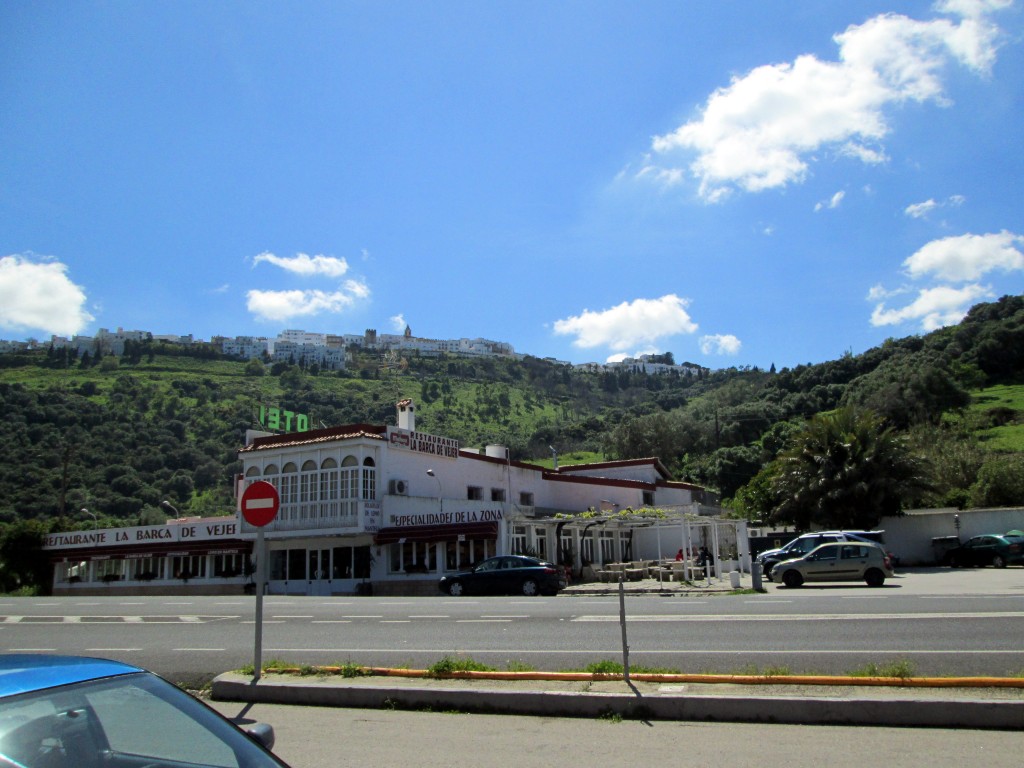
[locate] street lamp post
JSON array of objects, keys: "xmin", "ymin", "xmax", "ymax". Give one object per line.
[
  {"xmin": 81, "ymin": 508, "xmax": 97, "ymax": 529},
  {"xmin": 426, "ymin": 469, "xmax": 442, "ymax": 514}
]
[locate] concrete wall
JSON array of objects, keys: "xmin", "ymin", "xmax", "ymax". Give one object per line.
[{"xmin": 879, "ymin": 507, "xmax": 1024, "ymax": 565}]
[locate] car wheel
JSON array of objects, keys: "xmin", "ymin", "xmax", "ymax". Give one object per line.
[
  {"xmin": 521, "ymin": 579, "xmax": 539, "ymax": 596},
  {"xmin": 992, "ymin": 554, "xmax": 1007, "ymax": 569},
  {"xmin": 447, "ymin": 581, "xmax": 464, "ymax": 596},
  {"xmin": 865, "ymin": 568, "xmax": 885, "ymax": 587},
  {"xmin": 782, "ymin": 570, "xmax": 803, "ymax": 588}
]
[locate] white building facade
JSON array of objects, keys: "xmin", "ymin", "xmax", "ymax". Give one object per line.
[{"xmin": 44, "ymin": 399, "xmax": 742, "ymax": 596}]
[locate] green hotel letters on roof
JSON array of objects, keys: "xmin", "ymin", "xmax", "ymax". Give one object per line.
[{"xmin": 257, "ymin": 405, "xmax": 310, "ymax": 433}]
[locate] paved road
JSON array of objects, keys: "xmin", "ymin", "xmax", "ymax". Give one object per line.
[
  {"xmin": 209, "ymin": 700, "xmax": 1023, "ymax": 768},
  {"xmin": 2, "ymin": 568, "xmax": 1021, "ymax": 682}
]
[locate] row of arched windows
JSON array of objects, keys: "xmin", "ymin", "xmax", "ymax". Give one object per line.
[{"xmin": 244, "ymin": 456, "xmax": 376, "ymax": 528}]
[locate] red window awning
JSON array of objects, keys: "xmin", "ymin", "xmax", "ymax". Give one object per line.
[{"xmin": 373, "ymin": 522, "xmax": 498, "ymax": 545}]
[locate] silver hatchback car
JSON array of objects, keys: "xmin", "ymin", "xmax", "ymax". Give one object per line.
[{"xmin": 769, "ymin": 541, "xmax": 894, "ymax": 588}]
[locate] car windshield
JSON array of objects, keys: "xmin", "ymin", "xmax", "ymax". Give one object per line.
[{"xmin": 0, "ymin": 671, "xmax": 286, "ymax": 768}]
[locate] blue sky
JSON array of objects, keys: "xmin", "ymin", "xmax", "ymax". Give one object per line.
[{"xmin": 2, "ymin": 1, "xmax": 1022, "ymax": 370}]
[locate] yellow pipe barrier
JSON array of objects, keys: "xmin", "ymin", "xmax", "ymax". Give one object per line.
[{"xmin": 264, "ymin": 665, "xmax": 1024, "ymax": 689}]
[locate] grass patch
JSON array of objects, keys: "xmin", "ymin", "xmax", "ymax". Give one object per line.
[
  {"xmin": 425, "ymin": 656, "xmax": 497, "ymax": 676},
  {"xmin": 968, "ymin": 384, "xmax": 1024, "ymax": 451},
  {"xmin": 571, "ymin": 660, "xmax": 683, "ymax": 676},
  {"xmin": 505, "ymin": 661, "xmax": 536, "ymax": 673},
  {"xmin": 237, "ymin": 658, "xmax": 319, "ymax": 677},
  {"xmin": 729, "ymin": 663, "xmax": 793, "ymax": 678},
  {"xmin": 847, "ymin": 659, "xmax": 915, "ymax": 679},
  {"xmin": 340, "ymin": 662, "xmax": 371, "ymax": 678}
]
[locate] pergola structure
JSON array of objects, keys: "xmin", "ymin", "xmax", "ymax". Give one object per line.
[{"xmin": 522, "ymin": 507, "xmax": 750, "ymax": 581}]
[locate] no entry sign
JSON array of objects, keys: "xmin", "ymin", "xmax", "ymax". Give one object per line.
[{"xmin": 240, "ymin": 481, "xmax": 280, "ymax": 527}]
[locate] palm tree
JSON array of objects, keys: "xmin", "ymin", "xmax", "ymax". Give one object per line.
[{"xmin": 769, "ymin": 407, "xmax": 930, "ymax": 530}]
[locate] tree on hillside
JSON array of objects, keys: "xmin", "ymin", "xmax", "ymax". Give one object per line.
[
  {"xmin": 969, "ymin": 453, "xmax": 1024, "ymax": 508},
  {"xmin": 758, "ymin": 407, "xmax": 930, "ymax": 530},
  {"xmin": 841, "ymin": 353, "xmax": 970, "ymax": 428},
  {"xmin": 0, "ymin": 519, "xmax": 52, "ymax": 593}
]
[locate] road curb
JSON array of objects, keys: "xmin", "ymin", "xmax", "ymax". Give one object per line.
[{"xmin": 210, "ymin": 673, "xmax": 1024, "ymax": 730}]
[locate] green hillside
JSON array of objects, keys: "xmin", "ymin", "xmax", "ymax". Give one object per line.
[{"xmin": 1, "ymin": 295, "xmax": 1022, "ymax": 540}]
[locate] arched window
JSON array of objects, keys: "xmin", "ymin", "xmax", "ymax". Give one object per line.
[
  {"xmin": 340, "ymin": 456, "xmax": 359, "ymax": 522},
  {"xmin": 263, "ymin": 464, "xmax": 279, "ymax": 476},
  {"xmin": 362, "ymin": 457, "xmax": 376, "ymax": 501},
  {"xmin": 320, "ymin": 458, "xmax": 338, "ymax": 519},
  {"xmin": 300, "ymin": 459, "xmax": 318, "ymax": 521},
  {"xmin": 280, "ymin": 462, "xmax": 299, "ymax": 521},
  {"xmin": 245, "ymin": 466, "xmax": 260, "ymax": 478}
]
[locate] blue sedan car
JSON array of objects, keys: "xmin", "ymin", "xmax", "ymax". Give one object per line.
[{"xmin": 0, "ymin": 654, "xmax": 290, "ymax": 767}]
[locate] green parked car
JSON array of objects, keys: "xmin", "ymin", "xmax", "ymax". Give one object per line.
[{"xmin": 945, "ymin": 533, "xmax": 1024, "ymax": 568}]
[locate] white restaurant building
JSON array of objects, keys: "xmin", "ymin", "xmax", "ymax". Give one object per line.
[{"xmin": 44, "ymin": 400, "xmax": 745, "ymax": 596}]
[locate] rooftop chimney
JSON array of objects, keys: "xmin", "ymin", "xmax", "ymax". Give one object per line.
[{"xmin": 397, "ymin": 398, "xmax": 415, "ymax": 431}]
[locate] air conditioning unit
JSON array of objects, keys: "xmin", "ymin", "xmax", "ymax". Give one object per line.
[{"xmin": 389, "ymin": 479, "xmax": 408, "ymax": 496}]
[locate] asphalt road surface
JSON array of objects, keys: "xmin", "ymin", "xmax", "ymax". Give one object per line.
[{"xmin": 2, "ymin": 568, "xmax": 1022, "ymax": 683}]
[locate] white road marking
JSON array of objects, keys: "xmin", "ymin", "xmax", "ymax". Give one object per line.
[
  {"xmin": 456, "ymin": 619, "xmax": 513, "ymax": 623},
  {"xmin": 262, "ymin": 647, "xmax": 1023, "ymax": 656},
  {"xmin": 572, "ymin": 611, "xmax": 1024, "ymax": 622},
  {"xmin": 840, "ymin": 596, "xmax": 888, "ymax": 600},
  {"xmin": 0, "ymin": 615, "xmax": 236, "ymax": 624},
  {"xmin": 920, "ymin": 595, "xmax": 1009, "ymax": 599}
]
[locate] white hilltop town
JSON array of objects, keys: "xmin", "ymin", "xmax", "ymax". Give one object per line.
[{"xmin": 0, "ymin": 325, "xmax": 706, "ymax": 377}]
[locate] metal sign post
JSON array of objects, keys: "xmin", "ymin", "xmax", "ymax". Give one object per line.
[
  {"xmin": 254, "ymin": 527, "xmax": 265, "ymax": 682},
  {"xmin": 240, "ymin": 481, "xmax": 280, "ymax": 683}
]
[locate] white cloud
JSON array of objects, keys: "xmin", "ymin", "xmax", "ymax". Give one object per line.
[
  {"xmin": 815, "ymin": 190, "xmax": 846, "ymax": 212},
  {"xmin": 700, "ymin": 334, "xmax": 743, "ymax": 355},
  {"xmin": 904, "ymin": 194, "xmax": 966, "ymax": 218},
  {"xmin": 253, "ymin": 251, "xmax": 351, "ymax": 278},
  {"xmin": 0, "ymin": 254, "xmax": 94, "ymax": 336},
  {"xmin": 869, "ymin": 229, "xmax": 1022, "ymax": 332},
  {"xmin": 644, "ymin": 4, "xmax": 1007, "ymax": 200},
  {"xmin": 390, "ymin": 314, "xmax": 407, "ymax": 332},
  {"xmin": 246, "ymin": 281, "xmax": 371, "ymax": 323},
  {"xmin": 604, "ymin": 347, "xmax": 661, "ymax": 364},
  {"xmin": 866, "ymin": 283, "xmax": 910, "ymax": 302},
  {"xmin": 870, "ymin": 283, "xmax": 993, "ymax": 330},
  {"xmin": 552, "ymin": 294, "xmax": 698, "ymax": 351},
  {"xmin": 904, "ymin": 199, "xmax": 939, "ymax": 218},
  {"xmin": 903, "ymin": 230, "xmax": 1024, "ymax": 281}
]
